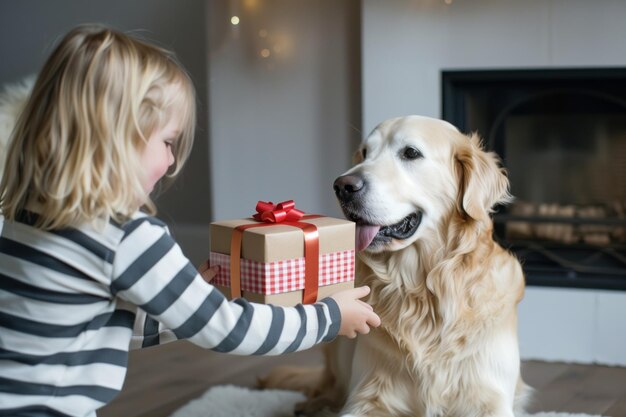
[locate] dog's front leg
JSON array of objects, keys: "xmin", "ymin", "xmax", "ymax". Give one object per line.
[
  {"xmin": 450, "ymin": 385, "xmax": 517, "ymax": 417},
  {"xmin": 339, "ymin": 370, "xmax": 416, "ymax": 417},
  {"xmin": 475, "ymin": 403, "xmax": 515, "ymax": 417}
]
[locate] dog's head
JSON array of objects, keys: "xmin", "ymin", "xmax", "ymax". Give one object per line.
[{"xmin": 334, "ymin": 115, "xmax": 511, "ymax": 253}]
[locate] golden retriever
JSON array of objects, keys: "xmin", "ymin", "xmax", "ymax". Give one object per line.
[{"xmin": 261, "ymin": 115, "xmax": 529, "ymax": 417}]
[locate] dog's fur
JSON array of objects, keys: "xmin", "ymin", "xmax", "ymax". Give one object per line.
[{"xmin": 260, "ymin": 116, "xmax": 529, "ymax": 417}]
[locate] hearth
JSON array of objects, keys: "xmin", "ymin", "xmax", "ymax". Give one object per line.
[{"xmin": 442, "ymin": 68, "xmax": 626, "ymax": 290}]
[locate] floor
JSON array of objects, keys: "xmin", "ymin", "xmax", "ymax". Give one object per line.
[{"xmin": 98, "ymin": 341, "xmax": 626, "ymax": 417}]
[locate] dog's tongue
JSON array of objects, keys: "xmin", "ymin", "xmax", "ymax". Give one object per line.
[{"xmin": 356, "ymin": 224, "xmax": 381, "ymax": 252}]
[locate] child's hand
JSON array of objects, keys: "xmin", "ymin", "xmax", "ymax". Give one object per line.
[
  {"xmin": 198, "ymin": 260, "xmax": 219, "ymax": 284},
  {"xmin": 330, "ymin": 286, "xmax": 381, "ymax": 338}
]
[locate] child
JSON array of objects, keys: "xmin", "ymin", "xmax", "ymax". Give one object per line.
[{"xmin": 0, "ymin": 25, "xmax": 380, "ymax": 417}]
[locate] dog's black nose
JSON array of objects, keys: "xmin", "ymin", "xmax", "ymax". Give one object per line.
[{"xmin": 333, "ymin": 175, "xmax": 365, "ymax": 199}]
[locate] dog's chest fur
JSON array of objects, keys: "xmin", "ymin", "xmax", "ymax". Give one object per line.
[{"xmin": 352, "ymin": 239, "xmax": 522, "ymax": 414}]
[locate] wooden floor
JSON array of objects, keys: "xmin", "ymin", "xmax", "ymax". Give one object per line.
[{"xmin": 99, "ymin": 341, "xmax": 626, "ymax": 417}]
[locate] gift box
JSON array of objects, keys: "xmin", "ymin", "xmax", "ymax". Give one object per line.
[{"xmin": 209, "ymin": 201, "xmax": 355, "ymax": 306}]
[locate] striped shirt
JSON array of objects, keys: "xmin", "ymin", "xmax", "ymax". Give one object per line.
[{"xmin": 0, "ymin": 211, "xmax": 341, "ymax": 417}]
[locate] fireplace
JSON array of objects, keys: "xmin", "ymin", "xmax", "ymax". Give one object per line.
[{"xmin": 442, "ymin": 68, "xmax": 626, "ymax": 290}]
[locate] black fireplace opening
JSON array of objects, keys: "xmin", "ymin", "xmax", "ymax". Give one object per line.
[{"xmin": 442, "ymin": 68, "xmax": 626, "ymax": 291}]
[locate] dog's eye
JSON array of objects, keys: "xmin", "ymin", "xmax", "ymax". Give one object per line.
[
  {"xmin": 362, "ymin": 148, "xmax": 367, "ymax": 159},
  {"xmin": 401, "ymin": 146, "xmax": 422, "ymax": 160}
]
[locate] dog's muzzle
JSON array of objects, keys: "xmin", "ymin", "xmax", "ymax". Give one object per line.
[{"xmin": 333, "ymin": 174, "xmax": 423, "ymax": 251}]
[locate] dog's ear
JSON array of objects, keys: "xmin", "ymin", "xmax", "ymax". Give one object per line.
[
  {"xmin": 455, "ymin": 133, "xmax": 512, "ymax": 222},
  {"xmin": 352, "ymin": 147, "xmax": 365, "ymax": 164}
]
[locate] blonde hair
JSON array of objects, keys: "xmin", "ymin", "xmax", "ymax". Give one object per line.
[{"xmin": 0, "ymin": 24, "xmax": 196, "ymax": 229}]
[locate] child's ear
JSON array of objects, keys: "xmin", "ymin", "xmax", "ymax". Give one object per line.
[{"xmin": 455, "ymin": 133, "xmax": 512, "ymax": 223}]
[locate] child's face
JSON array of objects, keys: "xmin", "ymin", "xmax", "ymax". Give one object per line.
[{"xmin": 140, "ymin": 117, "xmax": 180, "ymax": 194}]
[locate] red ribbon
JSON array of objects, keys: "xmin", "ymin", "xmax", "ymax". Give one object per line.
[
  {"xmin": 252, "ymin": 200, "xmax": 305, "ymax": 223},
  {"xmin": 230, "ymin": 200, "xmax": 321, "ymax": 304}
]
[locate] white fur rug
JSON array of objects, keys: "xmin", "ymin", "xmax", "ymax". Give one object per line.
[{"xmin": 169, "ymin": 385, "xmax": 609, "ymax": 417}]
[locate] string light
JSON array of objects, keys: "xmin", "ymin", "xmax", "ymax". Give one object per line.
[{"xmin": 225, "ymin": 4, "xmax": 293, "ymax": 65}]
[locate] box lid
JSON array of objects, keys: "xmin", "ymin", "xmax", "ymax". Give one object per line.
[{"xmin": 210, "ymin": 216, "xmax": 355, "ymax": 263}]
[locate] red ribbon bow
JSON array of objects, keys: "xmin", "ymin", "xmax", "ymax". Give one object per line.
[
  {"xmin": 229, "ymin": 200, "xmax": 321, "ymax": 304},
  {"xmin": 253, "ymin": 200, "xmax": 305, "ymax": 223}
]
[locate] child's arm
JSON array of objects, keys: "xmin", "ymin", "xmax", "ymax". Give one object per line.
[
  {"xmin": 198, "ymin": 261, "xmax": 380, "ymax": 339},
  {"xmin": 113, "ymin": 216, "xmax": 379, "ymax": 355}
]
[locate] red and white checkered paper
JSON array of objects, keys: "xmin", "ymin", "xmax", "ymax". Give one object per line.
[{"xmin": 209, "ymin": 250, "xmax": 355, "ymax": 295}]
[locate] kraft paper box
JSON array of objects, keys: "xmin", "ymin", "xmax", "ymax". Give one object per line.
[{"xmin": 209, "ymin": 216, "xmax": 355, "ymax": 307}]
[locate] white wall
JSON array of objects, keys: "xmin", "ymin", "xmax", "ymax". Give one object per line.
[
  {"xmin": 207, "ymin": 0, "xmax": 361, "ymax": 221},
  {"xmin": 362, "ymin": 0, "xmax": 626, "ymax": 133},
  {"xmin": 362, "ymin": 0, "xmax": 626, "ymax": 364}
]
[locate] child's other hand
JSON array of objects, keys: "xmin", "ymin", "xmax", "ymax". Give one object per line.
[
  {"xmin": 330, "ymin": 286, "xmax": 381, "ymax": 338},
  {"xmin": 198, "ymin": 260, "xmax": 219, "ymax": 284}
]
